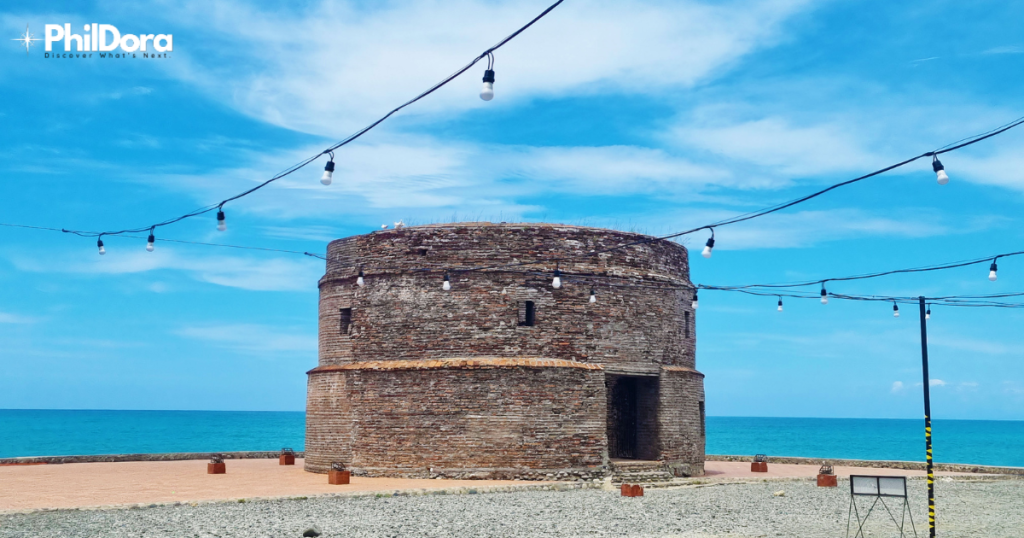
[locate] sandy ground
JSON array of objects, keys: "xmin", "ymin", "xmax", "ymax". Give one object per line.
[
  {"xmin": 0, "ymin": 458, "xmax": 984, "ymax": 512},
  {"xmin": 0, "ymin": 458, "xmax": 527, "ymax": 512}
]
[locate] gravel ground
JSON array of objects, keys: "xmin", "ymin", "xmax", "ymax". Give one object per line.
[{"xmin": 2, "ymin": 477, "xmax": 1021, "ymax": 537}]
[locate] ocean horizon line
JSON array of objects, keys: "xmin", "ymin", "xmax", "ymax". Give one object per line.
[{"xmin": 3, "ymin": 409, "xmax": 1023, "ymax": 423}]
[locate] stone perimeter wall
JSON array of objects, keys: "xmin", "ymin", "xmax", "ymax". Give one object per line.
[
  {"xmin": 0, "ymin": 451, "xmax": 300, "ymax": 465},
  {"xmin": 705, "ymin": 455, "xmax": 1024, "ymax": 476},
  {"xmin": 307, "ymin": 223, "xmax": 704, "ymax": 479}
]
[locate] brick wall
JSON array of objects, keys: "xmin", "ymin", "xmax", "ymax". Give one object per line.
[
  {"xmin": 658, "ymin": 368, "xmax": 706, "ymax": 475},
  {"xmin": 317, "ymin": 223, "xmax": 696, "ymax": 369},
  {"xmin": 306, "ymin": 360, "xmax": 607, "ymax": 479},
  {"xmin": 306, "ymin": 223, "xmax": 705, "ymax": 478}
]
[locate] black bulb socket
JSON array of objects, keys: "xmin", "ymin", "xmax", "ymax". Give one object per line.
[
  {"xmin": 324, "ymin": 160, "xmax": 335, "ymax": 173},
  {"xmin": 482, "ymin": 69, "xmax": 495, "ymax": 83},
  {"xmin": 932, "ymin": 157, "xmax": 945, "ymax": 173}
]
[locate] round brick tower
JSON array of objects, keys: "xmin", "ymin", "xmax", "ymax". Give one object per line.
[{"xmin": 305, "ymin": 223, "xmax": 705, "ymax": 479}]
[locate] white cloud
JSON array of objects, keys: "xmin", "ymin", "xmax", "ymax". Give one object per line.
[
  {"xmin": 891, "ymin": 381, "xmax": 904, "ymax": 393},
  {"xmin": 155, "ymin": 0, "xmax": 811, "ymax": 135},
  {"xmin": 106, "ymin": 86, "xmax": 154, "ymax": 100},
  {"xmin": 930, "ymin": 379, "xmax": 947, "ymax": 387},
  {"xmin": 11, "ymin": 247, "xmax": 321, "ymax": 292},
  {"xmin": 670, "ymin": 116, "xmax": 883, "ymax": 178},
  {"xmin": 176, "ymin": 323, "xmax": 316, "ymax": 354},
  {"xmin": 982, "ymin": 45, "xmax": 1024, "ymax": 55},
  {"xmin": 951, "ymin": 145, "xmax": 1024, "ymax": 192},
  {"xmin": 0, "ymin": 312, "xmax": 38, "ymax": 324}
]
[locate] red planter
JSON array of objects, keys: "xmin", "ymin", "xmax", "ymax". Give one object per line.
[
  {"xmin": 328, "ymin": 470, "xmax": 351, "ymax": 485},
  {"xmin": 817, "ymin": 474, "xmax": 838, "ymax": 487},
  {"xmin": 631, "ymin": 485, "xmax": 644, "ymax": 497},
  {"xmin": 207, "ymin": 462, "xmax": 226, "ymax": 474},
  {"xmin": 279, "ymin": 454, "xmax": 295, "ymax": 465},
  {"xmin": 750, "ymin": 462, "xmax": 768, "ymax": 473}
]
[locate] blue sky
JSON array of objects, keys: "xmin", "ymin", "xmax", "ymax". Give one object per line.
[{"xmin": 2, "ymin": 0, "xmax": 1023, "ymax": 419}]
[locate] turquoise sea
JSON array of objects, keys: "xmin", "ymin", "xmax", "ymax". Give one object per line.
[{"xmin": 1, "ymin": 410, "xmax": 1022, "ymax": 467}]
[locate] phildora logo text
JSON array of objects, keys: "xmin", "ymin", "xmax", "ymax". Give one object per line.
[{"xmin": 44, "ymin": 24, "xmax": 172, "ymax": 58}]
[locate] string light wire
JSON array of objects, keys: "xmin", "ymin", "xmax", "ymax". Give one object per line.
[{"xmin": 55, "ymin": 0, "xmax": 567, "ymax": 241}]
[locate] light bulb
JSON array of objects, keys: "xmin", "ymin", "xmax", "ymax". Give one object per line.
[
  {"xmin": 589, "ymin": 289, "xmax": 596, "ymax": 303},
  {"xmin": 691, "ymin": 291, "xmax": 698, "ymax": 310},
  {"xmin": 702, "ymin": 236, "xmax": 715, "ymax": 259},
  {"xmin": 552, "ymin": 269, "xmax": 562, "ymax": 289},
  {"xmin": 216, "ymin": 210, "xmax": 227, "ymax": 232},
  {"xmin": 97, "ymin": 239, "xmax": 105, "ymax": 256},
  {"xmin": 357, "ymin": 269, "xmax": 365, "ymax": 287},
  {"xmin": 777, "ymin": 299, "xmax": 783, "ymax": 312},
  {"xmin": 893, "ymin": 303, "xmax": 900, "ymax": 318},
  {"xmin": 442, "ymin": 274, "xmax": 451, "ymax": 291},
  {"xmin": 989, "ymin": 261, "xmax": 998, "ymax": 282},
  {"xmin": 925, "ymin": 308, "xmax": 931, "ymax": 320},
  {"xmin": 321, "ymin": 160, "xmax": 335, "ymax": 186},
  {"xmin": 933, "ymin": 156, "xmax": 949, "ymax": 185},
  {"xmin": 146, "ymin": 233, "xmax": 155, "ymax": 252},
  {"xmin": 480, "ymin": 69, "xmax": 495, "ymax": 101},
  {"xmin": 820, "ymin": 288, "xmax": 828, "ymax": 305}
]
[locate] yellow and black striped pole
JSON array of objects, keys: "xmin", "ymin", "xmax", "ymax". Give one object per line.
[{"xmin": 919, "ymin": 296, "xmax": 936, "ymax": 537}]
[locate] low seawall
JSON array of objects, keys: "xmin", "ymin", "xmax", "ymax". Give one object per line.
[
  {"xmin": 706, "ymin": 454, "xmax": 1024, "ymax": 476},
  {"xmin": 0, "ymin": 451, "xmax": 304, "ymax": 465},
  {"xmin": 3, "ymin": 452, "xmax": 1023, "ymax": 477}
]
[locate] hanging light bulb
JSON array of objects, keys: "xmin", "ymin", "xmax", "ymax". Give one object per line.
[
  {"xmin": 442, "ymin": 273, "xmax": 451, "ymax": 291},
  {"xmin": 216, "ymin": 209, "xmax": 227, "ymax": 232},
  {"xmin": 925, "ymin": 307, "xmax": 931, "ymax": 320},
  {"xmin": 321, "ymin": 154, "xmax": 335, "ymax": 186},
  {"xmin": 989, "ymin": 260, "xmax": 998, "ymax": 282},
  {"xmin": 933, "ymin": 155, "xmax": 949, "ymax": 185},
  {"xmin": 820, "ymin": 286, "xmax": 828, "ymax": 305},
  {"xmin": 146, "ymin": 228, "xmax": 155, "ymax": 252},
  {"xmin": 777, "ymin": 298, "xmax": 783, "ymax": 312},
  {"xmin": 691, "ymin": 290, "xmax": 699, "ymax": 310},
  {"xmin": 97, "ymin": 238, "xmax": 106, "ymax": 256},
  {"xmin": 480, "ymin": 70, "xmax": 495, "ymax": 101},
  {"xmin": 357, "ymin": 269, "xmax": 365, "ymax": 287},
  {"xmin": 589, "ymin": 288, "xmax": 597, "ymax": 303},
  {"xmin": 702, "ymin": 238, "xmax": 715, "ymax": 259},
  {"xmin": 893, "ymin": 302, "xmax": 900, "ymax": 318},
  {"xmin": 552, "ymin": 268, "xmax": 562, "ymax": 289}
]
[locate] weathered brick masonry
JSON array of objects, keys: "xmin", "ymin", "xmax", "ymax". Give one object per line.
[{"xmin": 306, "ymin": 223, "xmax": 705, "ymax": 479}]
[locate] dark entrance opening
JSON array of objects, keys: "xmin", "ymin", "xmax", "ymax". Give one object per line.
[{"xmin": 606, "ymin": 375, "xmax": 659, "ymax": 460}]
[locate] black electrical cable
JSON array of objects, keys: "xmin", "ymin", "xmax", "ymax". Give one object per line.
[
  {"xmin": 0, "ymin": 222, "xmax": 320, "ymax": 257},
  {"xmin": 707, "ymin": 250, "xmax": 1024, "ymax": 291},
  {"xmin": 58, "ymin": 0, "xmax": 566, "ymax": 240}
]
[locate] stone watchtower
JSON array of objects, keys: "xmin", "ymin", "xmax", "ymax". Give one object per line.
[{"xmin": 305, "ymin": 223, "xmax": 705, "ymax": 479}]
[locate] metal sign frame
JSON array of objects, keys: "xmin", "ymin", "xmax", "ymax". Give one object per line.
[{"xmin": 847, "ymin": 475, "xmax": 917, "ymax": 538}]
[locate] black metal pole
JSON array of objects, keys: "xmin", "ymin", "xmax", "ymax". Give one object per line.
[{"xmin": 919, "ymin": 296, "xmax": 935, "ymax": 537}]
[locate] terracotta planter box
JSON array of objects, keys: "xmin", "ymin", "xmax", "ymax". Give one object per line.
[
  {"xmin": 631, "ymin": 485, "xmax": 644, "ymax": 497},
  {"xmin": 207, "ymin": 462, "xmax": 226, "ymax": 474},
  {"xmin": 279, "ymin": 454, "xmax": 295, "ymax": 465},
  {"xmin": 751, "ymin": 462, "xmax": 768, "ymax": 473},
  {"xmin": 817, "ymin": 474, "xmax": 838, "ymax": 487},
  {"xmin": 328, "ymin": 470, "xmax": 351, "ymax": 485},
  {"xmin": 620, "ymin": 484, "xmax": 632, "ymax": 497}
]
